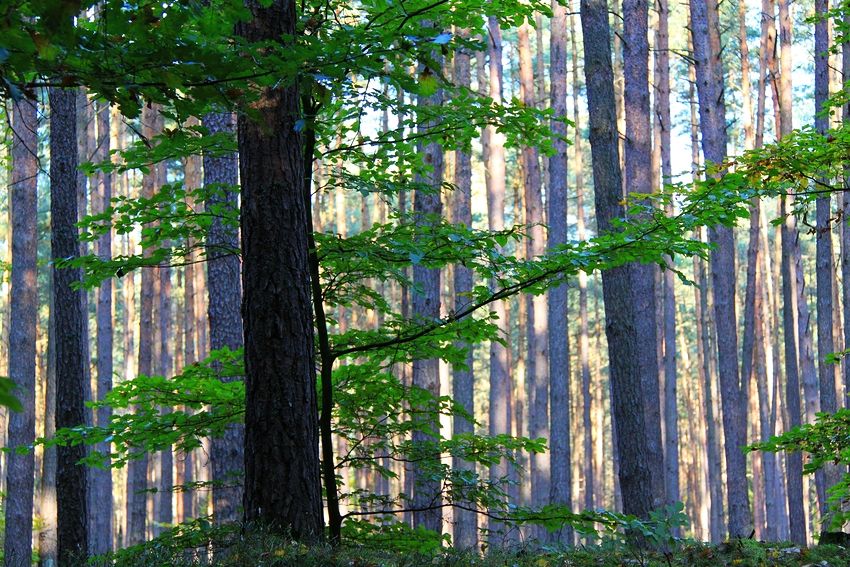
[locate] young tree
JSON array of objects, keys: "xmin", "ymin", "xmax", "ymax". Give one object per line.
[
  {"xmin": 4, "ymin": 98, "xmax": 39, "ymax": 567},
  {"xmin": 236, "ymin": 0, "xmax": 323, "ymax": 538},
  {"xmin": 51, "ymin": 86, "xmax": 89, "ymax": 563}
]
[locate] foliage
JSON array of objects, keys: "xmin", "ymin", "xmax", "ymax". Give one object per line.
[{"xmin": 749, "ymin": 408, "xmax": 850, "ymax": 529}]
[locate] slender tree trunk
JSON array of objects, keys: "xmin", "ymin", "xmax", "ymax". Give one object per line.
[
  {"xmin": 485, "ymin": 16, "xmax": 514, "ymax": 543},
  {"xmin": 158, "ymin": 257, "xmax": 173, "ymax": 533},
  {"xmin": 814, "ymin": 0, "xmax": 841, "ymax": 520},
  {"xmin": 410, "ymin": 29, "xmax": 445, "ymax": 533},
  {"xmin": 570, "ymin": 4, "xmax": 594, "ymax": 513},
  {"xmin": 91, "ymin": 99, "xmax": 114, "ymax": 556},
  {"xmin": 518, "ymin": 21, "xmax": 550, "ymax": 535},
  {"xmin": 5, "ymin": 98, "xmax": 39, "ymax": 567},
  {"xmin": 549, "ymin": 0, "xmax": 572, "ymax": 544},
  {"xmin": 203, "ymin": 111, "xmax": 245, "ymax": 525},
  {"xmin": 689, "ymin": 0, "xmax": 752, "ymax": 538},
  {"xmin": 237, "ymin": 0, "xmax": 323, "ymax": 539},
  {"xmin": 51, "ymin": 86, "xmax": 89, "ymax": 565},
  {"xmin": 581, "ymin": 0, "xmax": 659, "ymax": 523},
  {"xmin": 843, "ymin": 0, "xmax": 850, "ymax": 406},
  {"xmin": 451, "ymin": 35, "xmax": 476, "ymax": 548}
]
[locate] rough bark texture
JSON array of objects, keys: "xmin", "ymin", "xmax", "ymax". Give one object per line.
[
  {"xmin": 485, "ymin": 16, "xmax": 514, "ymax": 543},
  {"xmin": 843, "ymin": 0, "xmax": 850, "ymax": 405},
  {"xmin": 411, "ymin": 38, "xmax": 444, "ymax": 534},
  {"xmin": 451, "ymin": 38, "xmax": 476, "ymax": 549},
  {"xmin": 237, "ymin": 0, "xmax": 323, "ymax": 539},
  {"xmin": 5, "ymin": 98, "xmax": 39, "ymax": 567},
  {"xmin": 548, "ymin": 0, "xmax": 572, "ymax": 544},
  {"xmin": 623, "ymin": 0, "xmax": 665, "ymax": 512},
  {"xmin": 203, "ymin": 111, "xmax": 245, "ymax": 525},
  {"xmin": 518, "ymin": 21, "xmax": 550, "ymax": 534},
  {"xmin": 689, "ymin": 0, "xmax": 751, "ymax": 537},
  {"xmin": 91, "ymin": 99, "xmax": 114, "ymax": 556},
  {"xmin": 50, "ymin": 86, "xmax": 89, "ymax": 565},
  {"xmin": 158, "ymin": 258, "xmax": 173, "ymax": 533},
  {"xmin": 581, "ymin": 0, "xmax": 657, "ymax": 521}
]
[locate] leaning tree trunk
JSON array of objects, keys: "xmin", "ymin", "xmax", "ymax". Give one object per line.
[
  {"xmin": 581, "ymin": 0, "xmax": 658, "ymax": 522},
  {"xmin": 51, "ymin": 86, "xmax": 89, "ymax": 565},
  {"xmin": 549, "ymin": 0, "xmax": 572, "ymax": 545},
  {"xmin": 203, "ymin": 111, "xmax": 245, "ymax": 525},
  {"xmin": 689, "ymin": 0, "xmax": 752, "ymax": 538},
  {"xmin": 236, "ymin": 0, "xmax": 323, "ymax": 539},
  {"xmin": 4, "ymin": 98, "xmax": 39, "ymax": 567}
]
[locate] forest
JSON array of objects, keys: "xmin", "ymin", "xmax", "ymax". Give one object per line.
[{"xmin": 2, "ymin": 0, "xmax": 850, "ymax": 564}]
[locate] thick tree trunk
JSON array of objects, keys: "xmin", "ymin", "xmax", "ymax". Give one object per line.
[
  {"xmin": 581, "ymin": 0, "xmax": 658, "ymax": 522},
  {"xmin": 548, "ymin": 0, "xmax": 572, "ymax": 544},
  {"xmin": 843, "ymin": 0, "xmax": 850, "ymax": 405},
  {"xmin": 451, "ymin": 38, "xmax": 477, "ymax": 549},
  {"xmin": 237, "ymin": 0, "xmax": 323, "ymax": 539},
  {"xmin": 51, "ymin": 86, "xmax": 89, "ymax": 565},
  {"xmin": 689, "ymin": 0, "xmax": 751, "ymax": 538},
  {"xmin": 5, "ymin": 98, "xmax": 39, "ymax": 567},
  {"xmin": 203, "ymin": 111, "xmax": 245, "ymax": 525}
]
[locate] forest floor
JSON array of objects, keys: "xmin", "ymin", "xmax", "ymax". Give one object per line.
[{"xmin": 100, "ymin": 531, "xmax": 850, "ymax": 567}]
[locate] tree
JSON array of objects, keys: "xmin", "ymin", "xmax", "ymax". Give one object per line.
[
  {"xmin": 236, "ymin": 0, "xmax": 323, "ymax": 538},
  {"xmin": 204, "ymin": 111, "xmax": 244, "ymax": 525},
  {"xmin": 50, "ymin": 86, "xmax": 89, "ymax": 564},
  {"xmin": 581, "ymin": 0, "xmax": 659, "ymax": 522},
  {"xmin": 688, "ymin": 0, "xmax": 752, "ymax": 538},
  {"xmin": 548, "ymin": 0, "xmax": 572, "ymax": 544},
  {"xmin": 451, "ymin": 34, "xmax": 477, "ymax": 548},
  {"xmin": 4, "ymin": 97, "xmax": 39, "ymax": 567}
]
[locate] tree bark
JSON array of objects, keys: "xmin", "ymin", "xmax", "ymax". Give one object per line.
[
  {"xmin": 91, "ymin": 99, "xmax": 114, "ymax": 556},
  {"xmin": 581, "ymin": 0, "xmax": 658, "ymax": 522},
  {"xmin": 518, "ymin": 20, "xmax": 550, "ymax": 536},
  {"xmin": 237, "ymin": 0, "xmax": 323, "ymax": 539},
  {"xmin": 50, "ymin": 86, "xmax": 89, "ymax": 565},
  {"xmin": 549, "ymin": 0, "xmax": 572, "ymax": 544},
  {"xmin": 451, "ymin": 35, "xmax": 477, "ymax": 549},
  {"xmin": 689, "ymin": 0, "xmax": 752, "ymax": 538},
  {"xmin": 203, "ymin": 111, "xmax": 245, "ymax": 525},
  {"xmin": 5, "ymin": 98, "xmax": 39, "ymax": 567}
]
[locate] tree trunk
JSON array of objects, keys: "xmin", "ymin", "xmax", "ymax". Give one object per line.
[
  {"xmin": 485, "ymin": 16, "xmax": 514, "ymax": 543},
  {"xmin": 689, "ymin": 0, "xmax": 751, "ymax": 538},
  {"xmin": 237, "ymin": 0, "xmax": 323, "ymax": 539},
  {"xmin": 51, "ymin": 86, "xmax": 89, "ymax": 565},
  {"xmin": 451, "ymin": 35, "xmax": 476, "ymax": 549},
  {"xmin": 411, "ymin": 32, "xmax": 445, "ymax": 534},
  {"xmin": 623, "ymin": 0, "xmax": 665, "ymax": 512},
  {"xmin": 581, "ymin": 0, "xmax": 658, "ymax": 522},
  {"xmin": 570, "ymin": 3, "xmax": 594, "ymax": 513},
  {"xmin": 843, "ymin": 0, "xmax": 850, "ymax": 406},
  {"xmin": 203, "ymin": 111, "xmax": 245, "ymax": 525},
  {"xmin": 549, "ymin": 0, "xmax": 572, "ymax": 544},
  {"xmin": 814, "ymin": 0, "xmax": 841, "ymax": 518},
  {"xmin": 158, "ymin": 255, "xmax": 173, "ymax": 533},
  {"xmin": 518, "ymin": 20, "xmax": 550, "ymax": 536},
  {"xmin": 91, "ymin": 99, "xmax": 114, "ymax": 556},
  {"xmin": 5, "ymin": 98, "xmax": 39, "ymax": 567}
]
